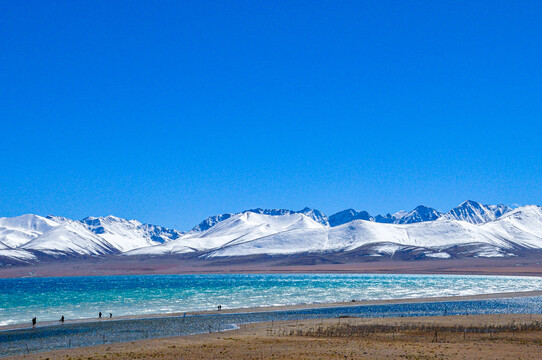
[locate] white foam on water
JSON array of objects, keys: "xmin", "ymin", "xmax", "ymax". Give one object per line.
[{"xmin": 2, "ymin": 274, "xmax": 542, "ymax": 326}]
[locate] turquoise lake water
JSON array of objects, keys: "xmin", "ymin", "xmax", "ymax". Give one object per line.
[{"xmin": 2, "ymin": 273, "xmax": 542, "ymax": 326}]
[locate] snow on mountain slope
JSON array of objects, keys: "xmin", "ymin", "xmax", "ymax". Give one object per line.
[
  {"xmin": 205, "ymin": 212, "xmax": 533, "ymax": 258},
  {"xmin": 0, "ymin": 214, "xmax": 59, "ymax": 233},
  {"xmin": 402, "ymin": 219, "xmax": 509, "ymax": 249},
  {"xmin": 0, "ymin": 202, "xmax": 540, "ymax": 263},
  {"xmin": 190, "ymin": 213, "xmax": 235, "ymax": 233},
  {"xmin": 373, "ymin": 213, "xmax": 395, "ymax": 224},
  {"xmin": 20, "ymin": 218, "xmax": 116, "ymax": 256},
  {"xmin": 102, "ymin": 205, "xmax": 542, "ymax": 259},
  {"xmin": 392, "ymin": 210, "xmax": 409, "ymax": 220},
  {"xmin": 241, "ymin": 208, "xmax": 329, "ymax": 225},
  {"xmin": 0, "ymin": 249, "xmax": 37, "ymax": 261},
  {"xmin": 128, "ymin": 212, "xmax": 325, "ymax": 256},
  {"xmin": 205, "ymin": 220, "xmax": 395, "ymax": 257},
  {"xmin": 442, "ymin": 200, "xmax": 512, "ymax": 224},
  {"xmin": 190, "ymin": 208, "xmax": 329, "ymax": 233},
  {"xmin": 295, "ymin": 208, "xmax": 328, "ymax": 226},
  {"xmin": 0, "ymin": 215, "xmax": 59, "ymax": 248},
  {"xmin": 329, "ymin": 206, "xmax": 441, "ymax": 226},
  {"xmin": 81, "ymin": 216, "xmax": 182, "ymax": 252},
  {"xmin": 0, "ymin": 214, "xmax": 183, "ymax": 259},
  {"xmin": 393, "ymin": 206, "xmax": 442, "ymax": 224},
  {"xmin": 191, "ymin": 200, "xmax": 511, "ymax": 235},
  {"xmin": 328, "ymin": 201, "xmax": 510, "ymax": 227},
  {"xmin": 0, "ymin": 237, "xmax": 40, "ymax": 263},
  {"xmin": 479, "ymin": 206, "xmax": 542, "ymax": 249},
  {"xmin": 328, "ymin": 209, "xmax": 372, "ymax": 227},
  {"xmin": 487, "ymin": 204, "xmax": 513, "ymax": 218},
  {"xmin": 139, "ymin": 223, "xmax": 184, "ymax": 243}
]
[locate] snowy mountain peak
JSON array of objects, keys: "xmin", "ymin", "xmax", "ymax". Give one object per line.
[
  {"xmin": 328, "ymin": 209, "xmax": 372, "ymax": 227},
  {"xmin": 1, "ymin": 201, "xmax": 538, "ymax": 265},
  {"xmin": 393, "ymin": 205, "xmax": 442, "ymax": 224},
  {"xmin": 82, "ymin": 215, "xmax": 140, "ymax": 226},
  {"xmin": 443, "ymin": 200, "xmax": 512, "ymax": 224},
  {"xmin": 0, "ymin": 214, "xmax": 184, "ymax": 262},
  {"xmin": 498, "ymin": 205, "xmax": 541, "ymax": 221},
  {"xmin": 245, "ymin": 208, "xmax": 329, "ymax": 226},
  {"xmin": 328, "ymin": 205, "xmax": 442, "ymax": 227},
  {"xmin": 392, "ymin": 210, "xmax": 409, "ymax": 219},
  {"xmin": 80, "ymin": 215, "xmax": 182, "ymax": 250},
  {"xmin": 129, "ymin": 212, "xmax": 326, "ymax": 257},
  {"xmin": 191, "ymin": 207, "xmax": 329, "ymax": 233},
  {"xmin": 191, "ymin": 213, "xmax": 235, "ymax": 233},
  {"xmin": 0, "ymin": 214, "xmax": 58, "ymax": 232},
  {"xmin": 246, "ymin": 208, "xmax": 292, "ymax": 216},
  {"xmin": 487, "ymin": 204, "xmax": 514, "ymax": 218},
  {"xmin": 0, "ymin": 214, "xmax": 60, "ymax": 248},
  {"xmin": 178, "ymin": 204, "xmax": 542, "ymax": 259},
  {"xmin": 374, "ymin": 213, "xmax": 395, "ymax": 224},
  {"xmin": 20, "ymin": 218, "xmax": 115, "ymax": 257},
  {"xmin": 46, "ymin": 215, "xmax": 73, "ymax": 224},
  {"xmin": 297, "ymin": 207, "xmax": 329, "ymax": 226}
]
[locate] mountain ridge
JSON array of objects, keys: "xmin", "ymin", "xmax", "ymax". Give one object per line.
[{"xmin": 0, "ymin": 201, "xmax": 537, "ymax": 266}]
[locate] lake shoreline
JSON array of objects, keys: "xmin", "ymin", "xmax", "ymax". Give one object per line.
[
  {"xmin": 3, "ymin": 289, "xmax": 542, "ymax": 332},
  {"xmin": 6, "ymin": 313, "xmax": 542, "ymax": 360},
  {"xmin": 4, "ymin": 256, "xmax": 542, "ymax": 279}
]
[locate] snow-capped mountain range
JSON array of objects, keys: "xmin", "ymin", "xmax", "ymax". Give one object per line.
[
  {"xmin": 1, "ymin": 200, "xmax": 541, "ymax": 265},
  {"xmin": 0, "ymin": 215, "xmax": 183, "ymax": 263}
]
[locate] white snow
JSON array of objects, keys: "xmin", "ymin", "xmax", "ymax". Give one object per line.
[
  {"xmin": 10, "ymin": 215, "xmax": 182, "ymax": 257},
  {"xmin": 0, "ymin": 214, "xmax": 59, "ymax": 248},
  {"xmin": 129, "ymin": 205, "xmax": 542, "ymax": 259},
  {"xmin": 392, "ymin": 210, "xmax": 409, "ymax": 219},
  {"xmin": 128, "ymin": 212, "xmax": 325, "ymax": 256},
  {"xmin": 82, "ymin": 216, "xmax": 173, "ymax": 252},
  {"xmin": 0, "ymin": 249, "xmax": 37, "ymax": 261},
  {"xmin": 442, "ymin": 200, "xmax": 512, "ymax": 224},
  {"xmin": 1, "ymin": 204, "xmax": 541, "ymax": 262},
  {"xmin": 425, "ymin": 252, "xmax": 452, "ymax": 259},
  {"xmin": 20, "ymin": 219, "xmax": 115, "ymax": 256}
]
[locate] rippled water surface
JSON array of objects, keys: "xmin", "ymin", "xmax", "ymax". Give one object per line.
[{"xmin": 2, "ymin": 273, "xmax": 542, "ymax": 327}]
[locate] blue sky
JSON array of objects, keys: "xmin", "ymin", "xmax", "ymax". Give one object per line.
[{"xmin": 1, "ymin": 1, "xmax": 541, "ymax": 229}]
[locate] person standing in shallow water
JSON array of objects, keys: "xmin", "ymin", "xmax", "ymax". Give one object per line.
[
  {"xmin": 32, "ymin": 317, "xmax": 36, "ymax": 327},
  {"xmin": 99, "ymin": 312, "xmax": 102, "ymax": 319},
  {"xmin": 109, "ymin": 313, "xmax": 112, "ymax": 319},
  {"xmin": 60, "ymin": 316, "xmax": 64, "ymax": 323}
]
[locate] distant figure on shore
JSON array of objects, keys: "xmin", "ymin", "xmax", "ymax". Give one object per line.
[
  {"xmin": 109, "ymin": 313, "xmax": 112, "ymax": 319},
  {"xmin": 32, "ymin": 317, "xmax": 36, "ymax": 326},
  {"xmin": 217, "ymin": 305, "xmax": 222, "ymax": 311},
  {"xmin": 99, "ymin": 312, "xmax": 102, "ymax": 319},
  {"xmin": 60, "ymin": 316, "xmax": 64, "ymax": 323}
]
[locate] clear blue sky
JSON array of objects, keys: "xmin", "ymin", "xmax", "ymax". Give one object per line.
[{"xmin": 1, "ymin": 1, "xmax": 541, "ymax": 230}]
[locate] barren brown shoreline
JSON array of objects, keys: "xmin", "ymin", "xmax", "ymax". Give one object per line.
[
  {"xmin": 7, "ymin": 313, "xmax": 542, "ymax": 359},
  {"xmin": 3, "ymin": 255, "xmax": 542, "ymax": 278}
]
